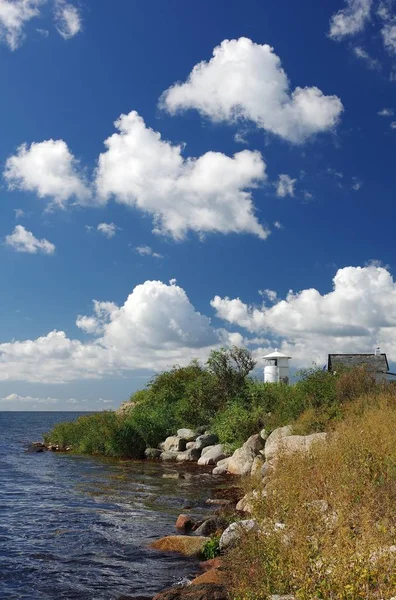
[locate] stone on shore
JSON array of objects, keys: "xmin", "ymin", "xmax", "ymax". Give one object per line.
[
  {"xmin": 198, "ymin": 444, "xmax": 227, "ymax": 466},
  {"xmin": 212, "ymin": 457, "xmax": 230, "ymax": 475},
  {"xmin": 164, "ymin": 436, "xmax": 187, "ymax": 453},
  {"xmin": 144, "ymin": 448, "xmax": 162, "ymax": 460},
  {"xmin": 250, "ymin": 454, "xmax": 265, "ymax": 477},
  {"xmin": 194, "ymin": 516, "xmax": 228, "ymax": 537},
  {"xmin": 176, "ymin": 448, "xmax": 201, "ymax": 462},
  {"xmin": 227, "ymin": 434, "xmax": 264, "ymax": 476},
  {"xmin": 265, "ymin": 429, "xmax": 327, "ymax": 462},
  {"xmin": 153, "ymin": 584, "xmax": 228, "ymax": 600},
  {"xmin": 150, "ymin": 535, "xmax": 209, "ymax": 557},
  {"xmin": 177, "ymin": 429, "xmax": 198, "ymax": 441},
  {"xmin": 175, "ymin": 514, "xmax": 195, "ymax": 532},
  {"xmin": 219, "ymin": 519, "xmax": 258, "ymax": 551},
  {"xmin": 195, "ymin": 434, "xmax": 219, "ymax": 451},
  {"xmin": 160, "ymin": 451, "xmax": 179, "ymax": 462},
  {"xmin": 191, "ymin": 568, "xmax": 225, "ymax": 586}
]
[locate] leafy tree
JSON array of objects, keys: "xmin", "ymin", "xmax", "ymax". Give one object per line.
[{"xmin": 206, "ymin": 346, "xmax": 256, "ymax": 402}]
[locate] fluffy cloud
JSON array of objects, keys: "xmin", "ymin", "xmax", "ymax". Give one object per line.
[
  {"xmin": 382, "ymin": 22, "xmax": 396, "ymax": 53},
  {"xmin": 5, "ymin": 225, "xmax": 55, "ymax": 254},
  {"xmin": 4, "ymin": 139, "xmax": 90, "ymax": 207},
  {"xmin": 161, "ymin": 37, "xmax": 343, "ymax": 144},
  {"xmin": 0, "ymin": 0, "xmax": 43, "ymax": 50},
  {"xmin": 329, "ymin": 0, "xmax": 373, "ymax": 40},
  {"xmin": 276, "ymin": 174, "xmax": 296, "ymax": 197},
  {"xmin": 54, "ymin": 0, "xmax": 81, "ymax": 39},
  {"xmin": 0, "ymin": 0, "xmax": 81, "ymax": 49},
  {"xmin": 97, "ymin": 222, "xmax": 118, "ymax": 238},
  {"xmin": 211, "ymin": 265, "xmax": 396, "ymax": 366},
  {"xmin": 0, "ymin": 393, "xmax": 114, "ymax": 411},
  {"xmin": 0, "ymin": 280, "xmax": 223, "ymax": 383},
  {"xmin": 135, "ymin": 245, "xmax": 163, "ymax": 258},
  {"xmin": 95, "ymin": 110, "xmax": 268, "ymax": 239}
]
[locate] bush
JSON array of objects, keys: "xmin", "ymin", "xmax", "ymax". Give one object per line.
[
  {"xmin": 201, "ymin": 535, "xmax": 221, "ymax": 560},
  {"xmin": 44, "ymin": 411, "xmax": 145, "ymax": 458},
  {"xmin": 211, "ymin": 400, "xmax": 265, "ymax": 450},
  {"xmin": 224, "ymin": 394, "xmax": 396, "ymax": 599}
]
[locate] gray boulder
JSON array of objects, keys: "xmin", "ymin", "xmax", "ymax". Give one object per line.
[
  {"xmin": 186, "ymin": 441, "xmax": 196, "ymax": 450},
  {"xmin": 219, "ymin": 519, "xmax": 258, "ymax": 551},
  {"xmin": 194, "ymin": 516, "xmax": 228, "ymax": 537},
  {"xmin": 264, "ymin": 426, "xmax": 293, "ymax": 461},
  {"xmin": 175, "ymin": 448, "xmax": 201, "ymax": 462},
  {"xmin": 265, "ymin": 429, "xmax": 327, "ymax": 462},
  {"xmin": 227, "ymin": 434, "xmax": 265, "ymax": 476},
  {"xmin": 145, "ymin": 448, "xmax": 162, "ymax": 460},
  {"xmin": 195, "ymin": 433, "xmax": 219, "ymax": 451},
  {"xmin": 198, "ymin": 444, "xmax": 227, "ymax": 466},
  {"xmin": 177, "ymin": 428, "xmax": 198, "ymax": 442},
  {"xmin": 164, "ymin": 436, "xmax": 187, "ymax": 453},
  {"xmin": 160, "ymin": 451, "xmax": 179, "ymax": 462}
]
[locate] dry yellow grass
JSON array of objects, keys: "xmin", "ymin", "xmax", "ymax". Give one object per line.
[{"xmin": 225, "ymin": 394, "xmax": 396, "ymax": 600}]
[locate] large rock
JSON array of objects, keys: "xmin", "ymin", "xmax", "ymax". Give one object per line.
[
  {"xmin": 219, "ymin": 519, "xmax": 258, "ymax": 551},
  {"xmin": 160, "ymin": 451, "xmax": 179, "ymax": 462},
  {"xmin": 227, "ymin": 434, "xmax": 264, "ymax": 476},
  {"xmin": 144, "ymin": 448, "xmax": 162, "ymax": 460},
  {"xmin": 177, "ymin": 429, "xmax": 198, "ymax": 442},
  {"xmin": 150, "ymin": 535, "xmax": 209, "ymax": 557},
  {"xmin": 195, "ymin": 434, "xmax": 219, "ymax": 451},
  {"xmin": 265, "ymin": 429, "xmax": 327, "ymax": 462},
  {"xmin": 236, "ymin": 489, "xmax": 267, "ymax": 514},
  {"xmin": 176, "ymin": 448, "xmax": 201, "ymax": 462},
  {"xmin": 198, "ymin": 444, "xmax": 227, "ymax": 466},
  {"xmin": 153, "ymin": 584, "xmax": 228, "ymax": 600},
  {"xmin": 194, "ymin": 516, "xmax": 228, "ymax": 537},
  {"xmin": 175, "ymin": 514, "xmax": 195, "ymax": 532},
  {"xmin": 263, "ymin": 426, "xmax": 293, "ymax": 460},
  {"xmin": 164, "ymin": 436, "xmax": 186, "ymax": 452}
]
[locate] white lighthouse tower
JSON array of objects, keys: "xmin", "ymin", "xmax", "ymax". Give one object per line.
[{"xmin": 262, "ymin": 349, "xmax": 292, "ymax": 384}]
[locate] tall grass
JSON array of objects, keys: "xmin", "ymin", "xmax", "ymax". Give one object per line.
[{"xmin": 225, "ymin": 393, "xmax": 396, "ymax": 599}]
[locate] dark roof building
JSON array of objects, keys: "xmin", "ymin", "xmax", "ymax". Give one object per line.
[{"xmin": 328, "ymin": 351, "xmax": 389, "ymax": 380}]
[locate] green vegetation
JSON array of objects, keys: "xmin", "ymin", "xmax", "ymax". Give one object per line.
[
  {"xmin": 45, "ymin": 346, "xmax": 389, "ymax": 459},
  {"xmin": 201, "ymin": 535, "xmax": 221, "ymax": 560}
]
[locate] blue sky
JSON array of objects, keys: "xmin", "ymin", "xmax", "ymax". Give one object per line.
[{"xmin": 1, "ymin": 0, "xmax": 396, "ymax": 411}]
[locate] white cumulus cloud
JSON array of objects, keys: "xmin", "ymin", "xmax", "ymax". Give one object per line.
[
  {"xmin": 54, "ymin": 0, "xmax": 81, "ymax": 39},
  {"xmin": 329, "ymin": 0, "xmax": 373, "ymax": 40},
  {"xmin": 5, "ymin": 225, "xmax": 55, "ymax": 254},
  {"xmin": 0, "ymin": 280, "xmax": 226, "ymax": 383},
  {"xmin": 135, "ymin": 245, "xmax": 163, "ymax": 258},
  {"xmin": 211, "ymin": 265, "xmax": 396, "ymax": 366},
  {"xmin": 378, "ymin": 107, "xmax": 394, "ymax": 116},
  {"xmin": 4, "ymin": 139, "xmax": 91, "ymax": 208},
  {"xmin": 95, "ymin": 110, "xmax": 268, "ymax": 240},
  {"xmin": 276, "ymin": 174, "xmax": 296, "ymax": 197},
  {"xmin": 161, "ymin": 37, "xmax": 343, "ymax": 144},
  {"xmin": 97, "ymin": 222, "xmax": 118, "ymax": 238}
]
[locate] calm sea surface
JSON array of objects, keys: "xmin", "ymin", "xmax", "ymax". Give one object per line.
[{"xmin": 0, "ymin": 412, "xmax": 224, "ymax": 600}]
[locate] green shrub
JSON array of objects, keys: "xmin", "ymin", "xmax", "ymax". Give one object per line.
[
  {"xmin": 44, "ymin": 411, "xmax": 145, "ymax": 458},
  {"xmin": 211, "ymin": 400, "xmax": 265, "ymax": 450},
  {"xmin": 201, "ymin": 535, "xmax": 221, "ymax": 560}
]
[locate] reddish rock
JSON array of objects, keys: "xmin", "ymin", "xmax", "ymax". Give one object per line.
[
  {"xmin": 175, "ymin": 514, "xmax": 195, "ymax": 532},
  {"xmin": 199, "ymin": 558, "xmax": 223, "ymax": 571},
  {"xmin": 150, "ymin": 535, "xmax": 209, "ymax": 557},
  {"xmin": 153, "ymin": 584, "xmax": 228, "ymax": 600},
  {"xmin": 191, "ymin": 569, "xmax": 225, "ymax": 586}
]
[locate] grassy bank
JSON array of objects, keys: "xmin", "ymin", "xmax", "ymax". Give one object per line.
[{"xmin": 224, "ymin": 392, "xmax": 396, "ymax": 599}]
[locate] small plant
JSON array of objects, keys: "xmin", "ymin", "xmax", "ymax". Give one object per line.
[{"xmin": 201, "ymin": 535, "xmax": 221, "ymax": 560}]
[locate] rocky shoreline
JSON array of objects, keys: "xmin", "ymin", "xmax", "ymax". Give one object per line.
[{"xmin": 34, "ymin": 424, "xmax": 329, "ymax": 600}]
